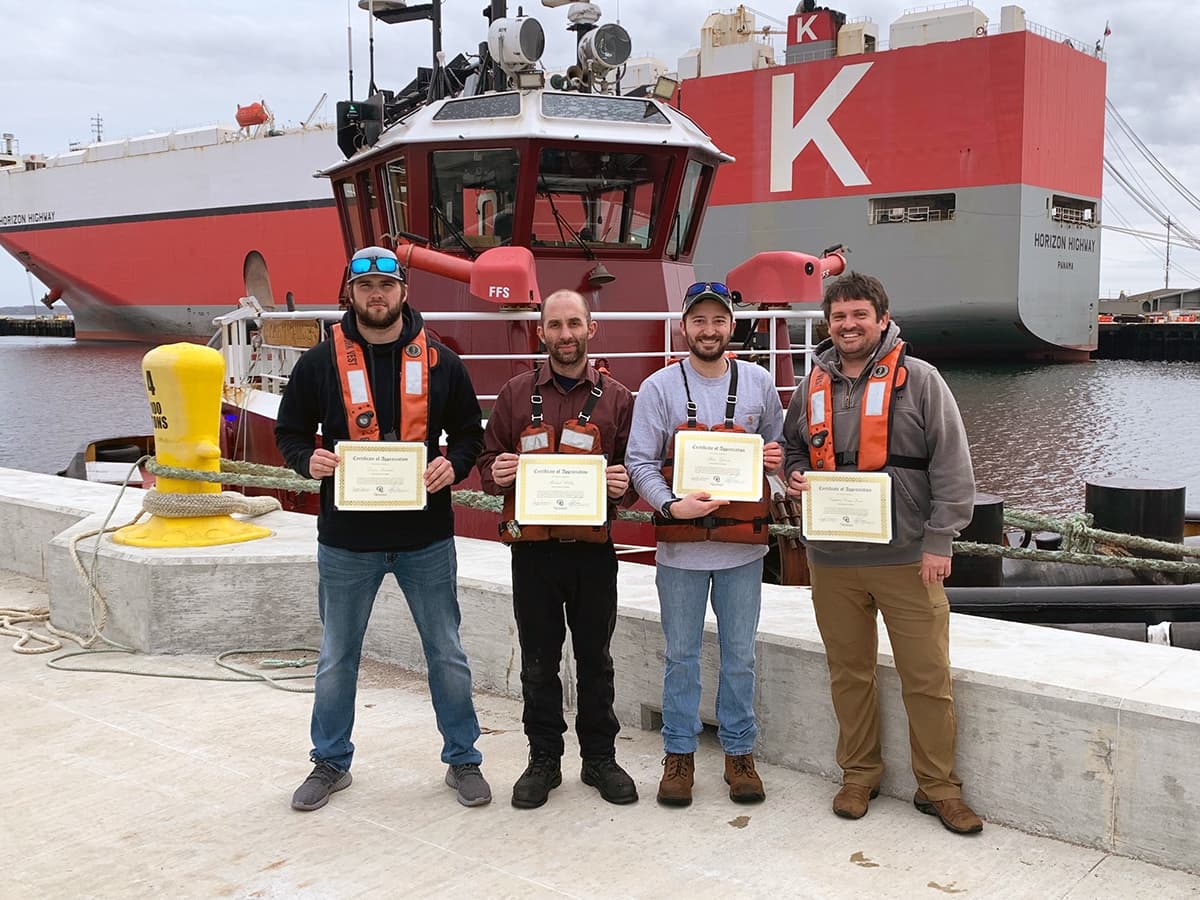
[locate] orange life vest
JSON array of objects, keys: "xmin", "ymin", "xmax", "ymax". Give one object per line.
[
  {"xmin": 499, "ymin": 369, "xmax": 611, "ymax": 544},
  {"xmin": 653, "ymin": 359, "xmax": 772, "ymax": 545},
  {"xmin": 806, "ymin": 341, "xmax": 927, "ymax": 472},
  {"xmin": 331, "ymin": 323, "xmax": 436, "ymax": 442}
]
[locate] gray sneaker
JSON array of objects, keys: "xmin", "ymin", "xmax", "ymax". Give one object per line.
[
  {"xmin": 291, "ymin": 761, "xmax": 352, "ymax": 811},
  {"xmin": 445, "ymin": 763, "xmax": 492, "ymax": 807}
]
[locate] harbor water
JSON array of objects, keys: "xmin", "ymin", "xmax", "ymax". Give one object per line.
[{"xmin": 2, "ymin": 335, "xmax": 1199, "ymax": 517}]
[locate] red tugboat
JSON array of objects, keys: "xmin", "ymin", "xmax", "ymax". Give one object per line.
[{"xmin": 214, "ymin": 0, "xmax": 844, "ymax": 575}]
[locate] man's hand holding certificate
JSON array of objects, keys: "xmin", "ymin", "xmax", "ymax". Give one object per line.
[
  {"xmin": 789, "ymin": 470, "xmax": 893, "ymax": 543},
  {"xmin": 515, "ymin": 454, "xmax": 608, "ymax": 526},
  {"xmin": 671, "ymin": 431, "xmax": 764, "ymax": 502},
  {"xmin": 334, "ymin": 441, "xmax": 428, "ymax": 511}
]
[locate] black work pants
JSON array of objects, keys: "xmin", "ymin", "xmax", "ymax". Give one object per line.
[{"xmin": 510, "ymin": 539, "xmax": 621, "ymax": 759}]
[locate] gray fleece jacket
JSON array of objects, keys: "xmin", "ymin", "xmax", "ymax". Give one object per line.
[{"xmin": 782, "ymin": 321, "xmax": 975, "ymax": 567}]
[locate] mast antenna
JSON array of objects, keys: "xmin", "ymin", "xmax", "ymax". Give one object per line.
[{"xmin": 347, "ymin": 0, "xmax": 355, "ymax": 99}]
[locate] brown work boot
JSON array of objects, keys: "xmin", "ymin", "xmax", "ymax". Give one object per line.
[
  {"xmin": 657, "ymin": 752, "xmax": 695, "ymax": 807},
  {"xmin": 913, "ymin": 790, "xmax": 984, "ymax": 834},
  {"xmin": 723, "ymin": 753, "xmax": 766, "ymax": 804},
  {"xmin": 832, "ymin": 783, "xmax": 880, "ymax": 819}
]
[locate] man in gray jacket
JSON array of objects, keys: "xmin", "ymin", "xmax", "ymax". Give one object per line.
[{"xmin": 783, "ymin": 272, "xmax": 983, "ymax": 835}]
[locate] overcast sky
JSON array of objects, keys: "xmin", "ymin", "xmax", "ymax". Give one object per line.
[{"xmin": 1, "ymin": 0, "xmax": 1197, "ymax": 309}]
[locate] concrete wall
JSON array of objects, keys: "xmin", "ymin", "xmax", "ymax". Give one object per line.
[{"xmin": 2, "ymin": 467, "xmax": 1199, "ymax": 874}]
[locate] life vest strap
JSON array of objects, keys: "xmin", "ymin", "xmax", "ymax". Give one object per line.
[
  {"xmin": 531, "ymin": 364, "xmax": 544, "ymax": 425},
  {"xmin": 654, "ymin": 515, "xmax": 770, "ymax": 532},
  {"xmin": 723, "ymin": 359, "xmax": 739, "ymax": 428},
  {"xmin": 834, "ymin": 451, "xmax": 929, "ymax": 470},
  {"xmin": 576, "ymin": 374, "xmax": 605, "ymax": 425}
]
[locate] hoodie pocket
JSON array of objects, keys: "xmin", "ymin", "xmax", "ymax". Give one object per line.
[{"xmin": 892, "ymin": 474, "xmax": 928, "ymax": 545}]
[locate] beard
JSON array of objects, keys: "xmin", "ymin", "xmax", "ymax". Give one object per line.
[
  {"xmin": 354, "ymin": 300, "xmax": 403, "ymax": 331},
  {"xmin": 687, "ymin": 332, "xmax": 730, "ymax": 362},
  {"xmin": 832, "ymin": 330, "xmax": 880, "ymax": 361},
  {"xmin": 548, "ymin": 338, "xmax": 586, "ymax": 368}
]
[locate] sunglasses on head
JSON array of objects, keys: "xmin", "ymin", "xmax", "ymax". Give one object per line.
[
  {"xmin": 685, "ymin": 282, "xmax": 732, "ymax": 300},
  {"xmin": 350, "ymin": 255, "xmax": 403, "ymax": 276}
]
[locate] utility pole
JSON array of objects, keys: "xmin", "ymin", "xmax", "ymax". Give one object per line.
[
  {"xmin": 90, "ymin": 114, "xmax": 103, "ymax": 142},
  {"xmin": 1165, "ymin": 216, "xmax": 1172, "ymax": 289}
]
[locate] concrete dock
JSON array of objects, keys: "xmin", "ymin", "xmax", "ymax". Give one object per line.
[
  {"xmin": 4, "ymin": 466, "xmax": 1200, "ymax": 896},
  {"xmin": 4, "ymin": 568, "xmax": 1199, "ymax": 899}
]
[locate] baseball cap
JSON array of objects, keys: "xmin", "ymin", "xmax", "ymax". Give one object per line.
[
  {"xmin": 682, "ymin": 281, "xmax": 735, "ymax": 315},
  {"xmin": 347, "ymin": 246, "xmax": 407, "ymax": 284}
]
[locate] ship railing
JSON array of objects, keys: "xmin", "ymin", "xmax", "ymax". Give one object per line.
[
  {"xmin": 901, "ymin": 1, "xmax": 975, "ymax": 15},
  {"xmin": 1025, "ymin": 19, "xmax": 1102, "ymax": 58},
  {"xmin": 785, "ymin": 46, "xmax": 838, "ymax": 64},
  {"xmin": 870, "ymin": 206, "xmax": 955, "ymax": 224},
  {"xmin": 215, "ymin": 305, "xmax": 826, "ymax": 404},
  {"xmin": 1051, "ymin": 206, "xmax": 1090, "ymax": 226}
]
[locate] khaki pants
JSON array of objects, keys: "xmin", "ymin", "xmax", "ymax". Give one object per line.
[{"xmin": 809, "ymin": 561, "xmax": 962, "ymax": 800}]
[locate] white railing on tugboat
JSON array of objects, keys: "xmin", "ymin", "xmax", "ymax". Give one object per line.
[{"xmin": 214, "ymin": 302, "xmax": 827, "ymax": 405}]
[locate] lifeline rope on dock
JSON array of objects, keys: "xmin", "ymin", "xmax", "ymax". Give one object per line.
[
  {"xmin": 0, "ymin": 606, "xmax": 91, "ymax": 654},
  {"xmin": 2, "ymin": 456, "xmax": 319, "ymax": 688}
]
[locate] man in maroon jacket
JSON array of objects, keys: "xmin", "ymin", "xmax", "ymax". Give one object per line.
[{"xmin": 478, "ymin": 289, "xmax": 639, "ymax": 809}]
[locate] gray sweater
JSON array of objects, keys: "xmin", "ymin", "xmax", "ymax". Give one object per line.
[
  {"xmin": 627, "ymin": 358, "xmax": 785, "ymax": 571},
  {"xmin": 782, "ymin": 321, "xmax": 975, "ymax": 567}
]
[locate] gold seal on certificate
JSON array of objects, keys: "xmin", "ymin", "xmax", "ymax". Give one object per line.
[
  {"xmin": 515, "ymin": 454, "xmax": 607, "ymax": 526},
  {"xmin": 334, "ymin": 441, "xmax": 428, "ymax": 511},
  {"xmin": 672, "ymin": 431, "xmax": 763, "ymax": 502},
  {"xmin": 801, "ymin": 471, "xmax": 893, "ymax": 543}
]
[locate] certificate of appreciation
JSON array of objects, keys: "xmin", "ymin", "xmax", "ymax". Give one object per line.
[
  {"xmin": 801, "ymin": 471, "xmax": 893, "ymax": 543},
  {"xmin": 515, "ymin": 454, "xmax": 607, "ymax": 526},
  {"xmin": 672, "ymin": 431, "xmax": 763, "ymax": 502},
  {"xmin": 334, "ymin": 441, "xmax": 427, "ymax": 511}
]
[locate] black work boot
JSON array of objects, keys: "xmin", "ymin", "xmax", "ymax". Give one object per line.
[
  {"xmin": 581, "ymin": 754, "xmax": 639, "ymax": 805},
  {"xmin": 511, "ymin": 750, "xmax": 562, "ymax": 809}
]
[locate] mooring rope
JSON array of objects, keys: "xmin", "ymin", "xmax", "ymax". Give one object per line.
[
  {"xmin": 12, "ymin": 453, "xmax": 1200, "ymax": 674},
  {"xmin": 141, "ymin": 489, "xmax": 281, "ymax": 518},
  {"xmin": 147, "ymin": 458, "xmax": 319, "ymax": 492},
  {"xmin": 143, "ymin": 457, "xmax": 1200, "ymax": 577}
]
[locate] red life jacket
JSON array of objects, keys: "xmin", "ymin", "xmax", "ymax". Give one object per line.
[
  {"xmin": 331, "ymin": 323, "xmax": 436, "ymax": 442},
  {"xmin": 806, "ymin": 341, "xmax": 927, "ymax": 472},
  {"xmin": 499, "ymin": 368, "xmax": 611, "ymax": 544},
  {"xmin": 654, "ymin": 359, "xmax": 772, "ymax": 545}
]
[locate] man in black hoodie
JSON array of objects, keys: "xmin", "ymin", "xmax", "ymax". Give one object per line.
[{"xmin": 275, "ymin": 246, "xmax": 490, "ymax": 811}]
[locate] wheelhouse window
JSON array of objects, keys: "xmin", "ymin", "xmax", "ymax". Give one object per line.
[
  {"xmin": 384, "ymin": 158, "xmax": 409, "ymax": 237},
  {"xmin": 533, "ymin": 149, "xmax": 671, "ymax": 251},
  {"xmin": 541, "ymin": 94, "xmax": 670, "ymax": 125},
  {"xmin": 429, "ymin": 148, "xmax": 520, "ymax": 251},
  {"xmin": 869, "ymin": 193, "xmax": 956, "ymax": 225},
  {"xmin": 433, "ymin": 93, "xmax": 522, "ymax": 121},
  {"xmin": 667, "ymin": 160, "xmax": 712, "ymax": 258},
  {"xmin": 358, "ymin": 171, "xmax": 380, "ymax": 244},
  {"xmin": 338, "ymin": 179, "xmax": 365, "ymax": 251}
]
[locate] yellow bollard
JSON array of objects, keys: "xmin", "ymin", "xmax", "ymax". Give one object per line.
[{"xmin": 114, "ymin": 343, "xmax": 271, "ymax": 547}]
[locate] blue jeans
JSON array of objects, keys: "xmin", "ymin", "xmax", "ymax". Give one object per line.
[
  {"xmin": 311, "ymin": 539, "xmax": 482, "ymax": 770},
  {"xmin": 656, "ymin": 558, "xmax": 763, "ymax": 755}
]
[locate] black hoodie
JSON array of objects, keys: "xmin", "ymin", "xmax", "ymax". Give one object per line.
[{"xmin": 275, "ymin": 305, "xmax": 484, "ymax": 551}]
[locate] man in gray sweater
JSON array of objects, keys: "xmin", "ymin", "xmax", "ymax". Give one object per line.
[
  {"xmin": 627, "ymin": 282, "xmax": 784, "ymax": 807},
  {"xmin": 783, "ymin": 271, "xmax": 983, "ymax": 834}
]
